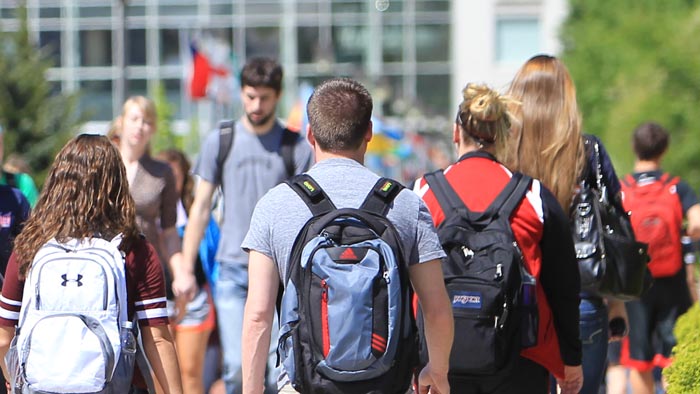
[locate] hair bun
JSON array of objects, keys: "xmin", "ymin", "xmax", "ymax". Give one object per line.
[{"xmin": 466, "ymin": 87, "xmax": 503, "ymax": 122}]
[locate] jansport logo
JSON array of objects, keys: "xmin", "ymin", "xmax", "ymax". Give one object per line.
[{"xmin": 452, "ymin": 292, "xmax": 482, "ymax": 309}]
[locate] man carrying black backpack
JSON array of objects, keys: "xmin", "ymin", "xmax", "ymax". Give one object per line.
[
  {"xmin": 414, "ymin": 84, "xmax": 582, "ymax": 394},
  {"xmin": 241, "ymin": 78, "xmax": 453, "ymax": 394}
]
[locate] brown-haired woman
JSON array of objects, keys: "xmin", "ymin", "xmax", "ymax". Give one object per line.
[
  {"xmin": 504, "ymin": 54, "xmax": 628, "ymax": 394},
  {"xmin": 0, "ymin": 134, "xmax": 183, "ymax": 393},
  {"xmin": 414, "ymin": 84, "xmax": 582, "ymax": 393}
]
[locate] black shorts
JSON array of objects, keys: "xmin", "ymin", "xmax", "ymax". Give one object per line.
[
  {"xmin": 448, "ymin": 356, "xmax": 549, "ymax": 394},
  {"xmin": 621, "ymin": 269, "xmax": 692, "ymax": 372}
]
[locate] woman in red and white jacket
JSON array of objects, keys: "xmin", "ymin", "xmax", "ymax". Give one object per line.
[{"xmin": 414, "ymin": 84, "xmax": 582, "ymax": 394}]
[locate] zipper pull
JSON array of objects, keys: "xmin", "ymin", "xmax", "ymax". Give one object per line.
[
  {"xmin": 495, "ymin": 264, "xmax": 503, "ymax": 279},
  {"xmin": 462, "ymin": 246, "xmax": 474, "ymax": 259},
  {"xmin": 383, "ymin": 271, "xmax": 391, "ymax": 284}
]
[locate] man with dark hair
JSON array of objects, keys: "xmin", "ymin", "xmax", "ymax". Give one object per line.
[
  {"xmin": 620, "ymin": 121, "xmax": 700, "ymax": 393},
  {"xmin": 241, "ymin": 78, "xmax": 453, "ymax": 393},
  {"xmin": 172, "ymin": 57, "xmax": 314, "ymax": 394}
]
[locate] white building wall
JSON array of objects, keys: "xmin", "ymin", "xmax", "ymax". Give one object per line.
[{"xmin": 451, "ymin": 0, "xmax": 568, "ymax": 109}]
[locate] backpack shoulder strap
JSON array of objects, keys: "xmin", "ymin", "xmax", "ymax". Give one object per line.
[
  {"xmin": 621, "ymin": 174, "xmax": 636, "ymax": 188},
  {"xmin": 280, "ymin": 128, "xmax": 297, "ymax": 179},
  {"xmin": 423, "ymin": 170, "xmax": 469, "ymax": 216},
  {"xmin": 479, "ymin": 172, "xmax": 533, "ymax": 222},
  {"xmin": 285, "ymin": 174, "xmax": 336, "ymax": 217},
  {"xmin": 214, "ymin": 120, "xmax": 235, "ymax": 185},
  {"xmin": 360, "ymin": 177, "xmax": 404, "ymax": 216}
]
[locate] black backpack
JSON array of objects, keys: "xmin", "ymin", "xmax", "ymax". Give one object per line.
[
  {"xmin": 278, "ymin": 174, "xmax": 417, "ymax": 394},
  {"xmin": 420, "ymin": 170, "xmax": 535, "ymax": 378}
]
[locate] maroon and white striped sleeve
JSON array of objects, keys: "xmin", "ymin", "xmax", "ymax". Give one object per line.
[
  {"xmin": 0, "ymin": 253, "xmax": 24, "ymax": 326},
  {"xmin": 127, "ymin": 238, "xmax": 169, "ymax": 327}
]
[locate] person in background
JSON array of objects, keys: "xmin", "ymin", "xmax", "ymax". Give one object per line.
[
  {"xmin": 171, "ymin": 57, "xmax": 314, "ymax": 394},
  {"xmin": 0, "ymin": 128, "xmax": 38, "ymax": 207},
  {"xmin": 241, "ymin": 77, "xmax": 453, "ymax": 394},
  {"xmin": 503, "ymin": 54, "xmax": 627, "ymax": 394},
  {"xmin": 156, "ymin": 148, "xmax": 217, "ymax": 394},
  {"xmin": 619, "ymin": 122, "xmax": 700, "ymax": 394},
  {"xmin": 0, "ymin": 134, "xmax": 183, "ymax": 394},
  {"xmin": 414, "ymin": 83, "xmax": 582, "ymax": 394}
]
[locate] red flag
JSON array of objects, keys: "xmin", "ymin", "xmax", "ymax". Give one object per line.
[{"xmin": 189, "ymin": 43, "xmax": 229, "ymax": 100}]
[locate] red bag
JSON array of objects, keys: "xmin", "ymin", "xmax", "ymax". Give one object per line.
[{"xmin": 621, "ymin": 173, "xmax": 683, "ymax": 278}]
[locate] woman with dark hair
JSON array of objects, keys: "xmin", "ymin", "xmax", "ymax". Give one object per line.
[
  {"xmin": 0, "ymin": 134, "xmax": 182, "ymax": 393},
  {"xmin": 504, "ymin": 54, "xmax": 628, "ymax": 394}
]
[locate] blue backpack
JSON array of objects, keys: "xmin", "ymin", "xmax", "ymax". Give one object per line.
[{"xmin": 278, "ymin": 174, "xmax": 417, "ymax": 394}]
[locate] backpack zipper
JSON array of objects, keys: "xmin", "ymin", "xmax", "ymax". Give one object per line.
[{"xmin": 320, "ymin": 279, "xmax": 330, "ymax": 357}]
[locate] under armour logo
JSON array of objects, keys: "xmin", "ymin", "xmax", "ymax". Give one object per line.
[{"xmin": 61, "ymin": 274, "xmax": 83, "ymax": 287}]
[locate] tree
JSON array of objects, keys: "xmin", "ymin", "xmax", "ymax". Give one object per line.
[
  {"xmin": 561, "ymin": 0, "xmax": 700, "ymax": 188},
  {"xmin": 0, "ymin": 3, "xmax": 86, "ymax": 186}
]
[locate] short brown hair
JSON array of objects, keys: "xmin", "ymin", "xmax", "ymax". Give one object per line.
[
  {"xmin": 307, "ymin": 78, "xmax": 373, "ymax": 152},
  {"xmin": 633, "ymin": 122, "xmax": 669, "ymax": 161},
  {"xmin": 240, "ymin": 57, "xmax": 283, "ymax": 93}
]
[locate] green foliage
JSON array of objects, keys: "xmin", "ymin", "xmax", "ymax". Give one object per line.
[
  {"xmin": 150, "ymin": 81, "xmax": 180, "ymax": 153},
  {"xmin": 665, "ymin": 303, "xmax": 700, "ymax": 393},
  {"xmin": 0, "ymin": 4, "xmax": 86, "ymax": 186},
  {"xmin": 562, "ymin": 0, "xmax": 700, "ymax": 188}
]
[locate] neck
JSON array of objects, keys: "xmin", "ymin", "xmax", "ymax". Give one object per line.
[
  {"xmin": 634, "ymin": 159, "xmax": 660, "ymax": 172},
  {"xmin": 120, "ymin": 144, "xmax": 146, "ymax": 163},
  {"xmin": 315, "ymin": 148, "xmax": 365, "ymax": 165},
  {"xmin": 457, "ymin": 141, "xmax": 495, "ymax": 158},
  {"xmin": 241, "ymin": 116, "xmax": 276, "ymax": 136}
]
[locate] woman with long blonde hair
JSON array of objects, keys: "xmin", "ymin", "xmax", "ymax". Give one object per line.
[
  {"xmin": 0, "ymin": 134, "xmax": 183, "ymax": 393},
  {"xmin": 505, "ymin": 54, "xmax": 628, "ymax": 394}
]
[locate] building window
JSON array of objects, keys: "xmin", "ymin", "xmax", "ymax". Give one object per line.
[
  {"xmin": 79, "ymin": 30, "xmax": 112, "ymax": 67},
  {"xmin": 416, "ymin": 24, "xmax": 450, "ymax": 62},
  {"xmin": 416, "ymin": 74, "xmax": 450, "ymax": 117},
  {"xmin": 245, "ymin": 27, "xmax": 280, "ymax": 59},
  {"xmin": 127, "ymin": 79, "xmax": 148, "ymax": 98},
  {"xmin": 39, "ymin": 31, "xmax": 61, "ymax": 67},
  {"xmin": 382, "ymin": 24, "xmax": 403, "ymax": 63},
  {"xmin": 79, "ymin": 80, "xmax": 113, "ymax": 121},
  {"xmin": 332, "ymin": 25, "xmax": 366, "ymax": 63},
  {"xmin": 160, "ymin": 29, "xmax": 180, "ymax": 65},
  {"xmin": 297, "ymin": 26, "xmax": 320, "ymax": 64},
  {"xmin": 495, "ymin": 18, "xmax": 540, "ymax": 64},
  {"xmin": 128, "ymin": 29, "xmax": 146, "ymax": 66}
]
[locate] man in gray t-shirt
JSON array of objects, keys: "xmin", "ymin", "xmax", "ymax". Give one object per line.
[
  {"xmin": 241, "ymin": 78, "xmax": 454, "ymax": 394},
  {"xmin": 172, "ymin": 58, "xmax": 313, "ymax": 394}
]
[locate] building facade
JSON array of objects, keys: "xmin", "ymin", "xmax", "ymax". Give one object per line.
[{"xmin": 0, "ymin": 0, "xmax": 566, "ymax": 135}]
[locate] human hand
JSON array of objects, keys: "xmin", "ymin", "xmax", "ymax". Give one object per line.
[
  {"xmin": 557, "ymin": 364, "xmax": 583, "ymax": 394},
  {"xmin": 171, "ymin": 271, "xmax": 198, "ymax": 303},
  {"xmin": 417, "ymin": 363, "xmax": 449, "ymax": 394}
]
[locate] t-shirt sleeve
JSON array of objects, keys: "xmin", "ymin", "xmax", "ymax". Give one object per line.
[
  {"xmin": 241, "ymin": 193, "xmax": 274, "ymax": 258},
  {"xmin": 128, "ymin": 239, "xmax": 169, "ymax": 327},
  {"xmin": 0, "ymin": 253, "xmax": 24, "ymax": 326},
  {"xmin": 676, "ymin": 180, "xmax": 699, "ymax": 213},
  {"xmin": 159, "ymin": 166, "xmax": 178, "ymax": 230},
  {"xmin": 16, "ymin": 173, "xmax": 38, "ymax": 208},
  {"xmin": 412, "ymin": 195, "xmax": 446, "ymax": 265},
  {"xmin": 193, "ymin": 130, "xmax": 221, "ymax": 184}
]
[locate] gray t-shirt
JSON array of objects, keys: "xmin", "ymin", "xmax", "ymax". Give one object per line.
[
  {"xmin": 242, "ymin": 158, "xmax": 446, "ymax": 281},
  {"xmin": 194, "ymin": 120, "xmax": 314, "ymax": 266}
]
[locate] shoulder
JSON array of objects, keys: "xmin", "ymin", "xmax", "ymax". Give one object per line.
[{"xmin": 140, "ymin": 155, "xmax": 174, "ymax": 179}]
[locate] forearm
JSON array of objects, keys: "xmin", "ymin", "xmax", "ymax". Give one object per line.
[
  {"xmin": 142, "ymin": 325, "xmax": 183, "ymax": 394},
  {"xmin": 178, "ymin": 204, "xmax": 211, "ymax": 277},
  {"xmin": 421, "ymin": 304, "xmax": 453, "ymax": 373},
  {"xmin": 161, "ymin": 227, "xmax": 182, "ymax": 274},
  {"xmin": 242, "ymin": 308, "xmax": 274, "ymax": 394},
  {"xmin": 686, "ymin": 265, "xmax": 698, "ymax": 303},
  {"xmin": 0, "ymin": 326, "xmax": 14, "ymax": 382}
]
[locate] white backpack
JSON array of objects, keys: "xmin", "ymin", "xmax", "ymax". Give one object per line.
[{"xmin": 6, "ymin": 235, "xmax": 136, "ymax": 394}]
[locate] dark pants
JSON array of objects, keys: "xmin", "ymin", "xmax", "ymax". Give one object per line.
[{"xmin": 449, "ymin": 357, "xmax": 549, "ymax": 394}]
